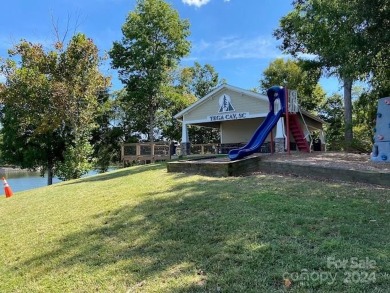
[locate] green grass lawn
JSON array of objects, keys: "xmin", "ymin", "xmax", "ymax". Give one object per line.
[{"xmin": 0, "ymin": 164, "xmax": 389, "ymax": 292}]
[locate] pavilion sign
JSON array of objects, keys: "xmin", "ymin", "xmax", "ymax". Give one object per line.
[{"xmin": 208, "ymin": 112, "xmax": 249, "ymax": 122}]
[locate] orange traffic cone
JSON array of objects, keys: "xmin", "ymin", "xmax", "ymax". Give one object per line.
[{"xmin": 2, "ymin": 177, "xmax": 13, "ymax": 198}]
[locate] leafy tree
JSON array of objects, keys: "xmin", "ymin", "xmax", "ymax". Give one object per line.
[
  {"xmin": 109, "ymin": 0, "xmax": 191, "ymax": 143},
  {"xmin": 274, "ymin": 0, "xmax": 389, "ymax": 147},
  {"xmin": 158, "ymin": 83, "xmax": 196, "ymax": 141},
  {"xmin": 90, "ymin": 90, "xmax": 123, "ymax": 173},
  {"xmin": 55, "ymin": 137, "xmax": 95, "ymax": 180},
  {"xmin": 55, "ymin": 34, "xmax": 110, "ymax": 180},
  {"xmin": 0, "ymin": 34, "xmax": 109, "ymax": 184},
  {"xmin": 318, "ymin": 94, "xmax": 344, "ymax": 151},
  {"xmin": 369, "ymin": 63, "xmax": 390, "ymax": 100},
  {"xmin": 182, "ymin": 62, "xmax": 220, "ymax": 99},
  {"xmin": 111, "ymin": 89, "xmax": 146, "ymax": 142},
  {"xmin": 319, "ymin": 85, "xmax": 379, "ymax": 153},
  {"xmin": 259, "ymin": 58, "xmax": 324, "ymax": 112},
  {"xmin": 352, "ymin": 90, "xmax": 382, "ymax": 152},
  {"xmin": 352, "ymin": 0, "xmax": 389, "ymax": 94},
  {"xmin": 178, "ymin": 62, "xmax": 222, "ymax": 144}
]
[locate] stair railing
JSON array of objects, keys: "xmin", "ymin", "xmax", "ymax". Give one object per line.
[
  {"xmin": 288, "ymin": 90, "xmax": 299, "ymax": 113},
  {"xmin": 298, "ymin": 107, "xmax": 313, "ymax": 152}
]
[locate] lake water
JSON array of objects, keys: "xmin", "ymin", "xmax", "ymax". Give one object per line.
[{"xmin": 0, "ymin": 169, "xmax": 108, "ymax": 196}]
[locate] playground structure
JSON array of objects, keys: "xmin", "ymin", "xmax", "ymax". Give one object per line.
[
  {"xmin": 229, "ymin": 86, "xmax": 310, "ymax": 160},
  {"xmin": 122, "ymin": 85, "xmax": 323, "ymax": 164},
  {"xmin": 371, "ymin": 97, "xmax": 390, "ymax": 162},
  {"xmin": 173, "ymin": 84, "xmax": 324, "ymax": 157},
  {"xmin": 167, "ymin": 87, "xmax": 389, "ymax": 186}
]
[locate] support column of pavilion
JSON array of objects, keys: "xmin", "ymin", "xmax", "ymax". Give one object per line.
[
  {"xmin": 181, "ymin": 122, "xmax": 191, "ymax": 156},
  {"xmin": 275, "ymin": 118, "xmax": 286, "ymax": 153}
]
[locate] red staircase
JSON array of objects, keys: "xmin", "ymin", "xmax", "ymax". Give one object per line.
[{"xmin": 288, "ymin": 114, "xmax": 310, "ymax": 152}]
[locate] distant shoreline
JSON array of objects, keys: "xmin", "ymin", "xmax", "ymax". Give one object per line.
[{"xmin": 0, "ymin": 167, "xmax": 38, "ymax": 174}]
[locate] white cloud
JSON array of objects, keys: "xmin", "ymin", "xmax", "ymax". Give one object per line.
[
  {"xmin": 191, "ymin": 35, "xmax": 281, "ymax": 61},
  {"xmin": 296, "ymin": 52, "xmax": 319, "ymax": 61},
  {"xmin": 182, "ymin": 0, "xmax": 211, "ymax": 8}
]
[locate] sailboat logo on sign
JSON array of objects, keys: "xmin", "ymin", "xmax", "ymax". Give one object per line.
[{"xmin": 218, "ymin": 94, "xmax": 235, "ymax": 113}]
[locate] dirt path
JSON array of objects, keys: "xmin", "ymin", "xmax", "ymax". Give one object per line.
[
  {"xmin": 260, "ymin": 152, "xmax": 390, "ymax": 173},
  {"xmin": 195, "ymin": 152, "xmax": 390, "ymax": 173}
]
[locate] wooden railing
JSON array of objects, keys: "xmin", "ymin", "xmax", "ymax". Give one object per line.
[
  {"xmin": 121, "ymin": 143, "xmax": 171, "ymax": 164},
  {"xmin": 121, "ymin": 143, "xmax": 223, "ymax": 163},
  {"xmin": 175, "ymin": 143, "xmax": 245, "ymax": 156},
  {"xmin": 121, "ymin": 142, "xmax": 271, "ymax": 163},
  {"xmin": 288, "ymin": 89, "xmax": 299, "ymax": 113},
  {"xmin": 190, "ymin": 143, "xmax": 219, "ymax": 155}
]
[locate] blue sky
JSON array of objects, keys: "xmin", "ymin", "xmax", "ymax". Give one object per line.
[{"xmin": 0, "ymin": 0, "xmax": 341, "ymax": 94}]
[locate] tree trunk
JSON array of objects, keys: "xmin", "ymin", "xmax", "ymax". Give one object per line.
[
  {"xmin": 47, "ymin": 160, "xmax": 54, "ymax": 186},
  {"xmin": 148, "ymin": 92, "xmax": 159, "ymax": 143},
  {"xmin": 46, "ymin": 140, "xmax": 54, "ymax": 185},
  {"xmin": 343, "ymin": 77, "xmax": 353, "ymax": 150},
  {"xmin": 149, "ymin": 103, "xmax": 155, "ymax": 143}
]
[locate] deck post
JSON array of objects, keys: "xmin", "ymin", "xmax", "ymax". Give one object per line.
[
  {"xmin": 181, "ymin": 122, "xmax": 191, "ymax": 156},
  {"xmin": 151, "ymin": 143, "xmax": 155, "ymax": 163}
]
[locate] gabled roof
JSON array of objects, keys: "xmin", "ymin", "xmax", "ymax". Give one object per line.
[
  {"xmin": 174, "ymin": 84, "xmax": 268, "ymax": 120},
  {"xmin": 300, "ymin": 108, "xmax": 327, "ymax": 125}
]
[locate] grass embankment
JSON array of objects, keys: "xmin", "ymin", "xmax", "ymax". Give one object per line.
[{"xmin": 0, "ymin": 164, "xmax": 389, "ymax": 292}]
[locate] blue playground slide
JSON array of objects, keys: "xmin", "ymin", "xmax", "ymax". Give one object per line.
[
  {"xmin": 228, "ymin": 109, "xmax": 283, "ymax": 160},
  {"xmin": 228, "ymin": 86, "xmax": 286, "ymax": 161}
]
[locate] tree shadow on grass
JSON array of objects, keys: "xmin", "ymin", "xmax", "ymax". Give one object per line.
[
  {"xmin": 13, "ymin": 175, "xmax": 390, "ymax": 292},
  {"xmin": 57, "ymin": 163, "xmax": 167, "ymax": 186}
]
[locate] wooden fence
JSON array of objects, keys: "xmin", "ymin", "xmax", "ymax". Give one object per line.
[{"xmin": 121, "ymin": 143, "xmax": 171, "ymax": 164}]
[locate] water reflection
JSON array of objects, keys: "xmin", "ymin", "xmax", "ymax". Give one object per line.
[{"xmin": 0, "ymin": 168, "xmax": 107, "ymax": 195}]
